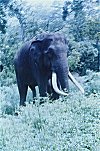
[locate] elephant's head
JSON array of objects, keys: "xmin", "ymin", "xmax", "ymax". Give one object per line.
[{"xmin": 29, "ymin": 33, "xmax": 84, "ymax": 96}]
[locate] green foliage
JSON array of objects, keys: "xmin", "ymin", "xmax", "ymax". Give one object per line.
[
  {"xmin": 0, "ymin": 1, "xmax": 100, "ymax": 150},
  {"xmin": 0, "ymin": 36, "xmax": 21, "ymax": 85},
  {"xmin": 84, "ymin": 71, "xmax": 100, "ymax": 95},
  {"xmin": 0, "ymin": 0, "xmax": 99, "ymax": 84},
  {"xmin": 0, "ymin": 85, "xmax": 19, "ymax": 115},
  {"xmin": 62, "ymin": 0, "xmax": 100, "ymax": 74},
  {"xmin": 0, "ymin": 86, "xmax": 100, "ymax": 150},
  {"xmin": 68, "ymin": 48, "xmax": 80, "ymax": 71},
  {"xmin": 68, "ymin": 39, "xmax": 98, "ymax": 75},
  {"xmin": 86, "ymin": 19, "xmax": 100, "ymax": 41},
  {"xmin": 77, "ymin": 41, "xmax": 98, "ymax": 75},
  {"xmin": 0, "ymin": 4, "xmax": 7, "ymax": 34},
  {"xmin": 70, "ymin": 0, "xmax": 86, "ymax": 41},
  {"xmin": 71, "ymin": 0, "xmax": 84, "ymax": 16},
  {"xmin": 62, "ymin": 1, "xmax": 71, "ymax": 21}
]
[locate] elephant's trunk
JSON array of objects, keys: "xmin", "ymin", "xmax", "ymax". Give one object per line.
[
  {"xmin": 52, "ymin": 53, "xmax": 69, "ymax": 94},
  {"xmin": 57, "ymin": 56, "xmax": 69, "ymax": 92},
  {"xmin": 51, "ymin": 53, "xmax": 84, "ymax": 95}
]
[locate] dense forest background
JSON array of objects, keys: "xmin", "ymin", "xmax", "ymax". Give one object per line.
[
  {"xmin": 0, "ymin": 0, "xmax": 100, "ymax": 85},
  {"xmin": 0, "ymin": 0, "xmax": 100, "ymax": 150}
]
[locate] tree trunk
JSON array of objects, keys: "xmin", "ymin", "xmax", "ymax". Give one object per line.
[{"xmin": 96, "ymin": 38, "xmax": 100, "ymax": 71}]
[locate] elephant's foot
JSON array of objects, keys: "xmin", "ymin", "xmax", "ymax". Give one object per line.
[
  {"xmin": 33, "ymin": 99, "xmax": 35, "ymax": 104},
  {"xmin": 38, "ymin": 97, "xmax": 48, "ymax": 105},
  {"xmin": 50, "ymin": 93, "xmax": 59, "ymax": 100},
  {"xmin": 20, "ymin": 102, "xmax": 26, "ymax": 106}
]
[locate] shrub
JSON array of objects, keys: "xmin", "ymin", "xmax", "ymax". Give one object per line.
[
  {"xmin": 0, "ymin": 85, "xmax": 19, "ymax": 115},
  {"xmin": 84, "ymin": 71, "xmax": 100, "ymax": 95}
]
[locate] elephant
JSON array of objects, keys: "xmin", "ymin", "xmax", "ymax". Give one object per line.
[{"xmin": 14, "ymin": 32, "xmax": 84, "ymax": 106}]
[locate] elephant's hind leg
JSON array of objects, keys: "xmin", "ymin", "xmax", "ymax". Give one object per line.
[
  {"xmin": 29, "ymin": 85, "xmax": 36, "ymax": 104},
  {"xmin": 18, "ymin": 82, "xmax": 28, "ymax": 106}
]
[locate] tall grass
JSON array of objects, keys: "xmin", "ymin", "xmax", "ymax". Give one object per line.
[{"xmin": 0, "ymin": 72, "xmax": 100, "ymax": 150}]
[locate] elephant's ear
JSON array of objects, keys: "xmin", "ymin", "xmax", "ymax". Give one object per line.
[
  {"xmin": 30, "ymin": 40, "xmax": 42, "ymax": 50},
  {"xmin": 29, "ymin": 40, "xmax": 43, "ymax": 63}
]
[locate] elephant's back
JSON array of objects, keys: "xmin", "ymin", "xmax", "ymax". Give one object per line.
[
  {"xmin": 14, "ymin": 40, "xmax": 36, "ymax": 82},
  {"xmin": 14, "ymin": 41, "xmax": 33, "ymax": 80}
]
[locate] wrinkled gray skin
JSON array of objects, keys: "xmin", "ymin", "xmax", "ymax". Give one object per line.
[{"xmin": 14, "ymin": 33, "xmax": 69, "ymax": 106}]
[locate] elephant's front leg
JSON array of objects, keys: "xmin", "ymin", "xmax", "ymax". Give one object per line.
[
  {"xmin": 38, "ymin": 75, "xmax": 48, "ymax": 98},
  {"xmin": 38, "ymin": 77, "xmax": 48, "ymax": 104},
  {"xmin": 47, "ymin": 78, "xmax": 59, "ymax": 100}
]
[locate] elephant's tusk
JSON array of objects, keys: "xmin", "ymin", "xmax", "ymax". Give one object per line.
[
  {"xmin": 68, "ymin": 71, "xmax": 84, "ymax": 94},
  {"xmin": 52, "ymin": 72, "xmax": 68, "ymax": 96}
]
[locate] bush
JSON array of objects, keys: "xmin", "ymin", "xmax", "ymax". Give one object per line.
[
  {"xmin": 84, "ymin": 71, "xmax": 100, "ymax": 95},
  {"xmin": 68, "ymin": 40, "xmax": 98, "ymax": 75},
  {"xmin": 68, "ymin": 49, "xmax": 80, "ymax": 71},
  {"xmin": 0, "ymin": 91, "xmax": 100, "ymax": 151},
  {"xmin": 0, "ymin": 85, "xmax": 19, "ymax": 115},
  {"xmin": 77, "ymin": 41, "xmax": 98, "ymax": 75}
]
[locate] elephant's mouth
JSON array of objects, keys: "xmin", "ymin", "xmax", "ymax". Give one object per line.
[{"xmin": 52, "ymin": 72, "xmax": 84, "ymax": 96}]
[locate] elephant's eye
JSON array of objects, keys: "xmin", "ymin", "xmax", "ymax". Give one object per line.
[
  {"xmin": 47, "ymin": 49, "xmax": 54, "ymax": 59},
  {"xmin": 47, "ymin": 52, "xmax": 53, "ymax": 59},
  {"xmin": 30, "ymin": 46, "xmax": 35, "ymax": 51}
]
